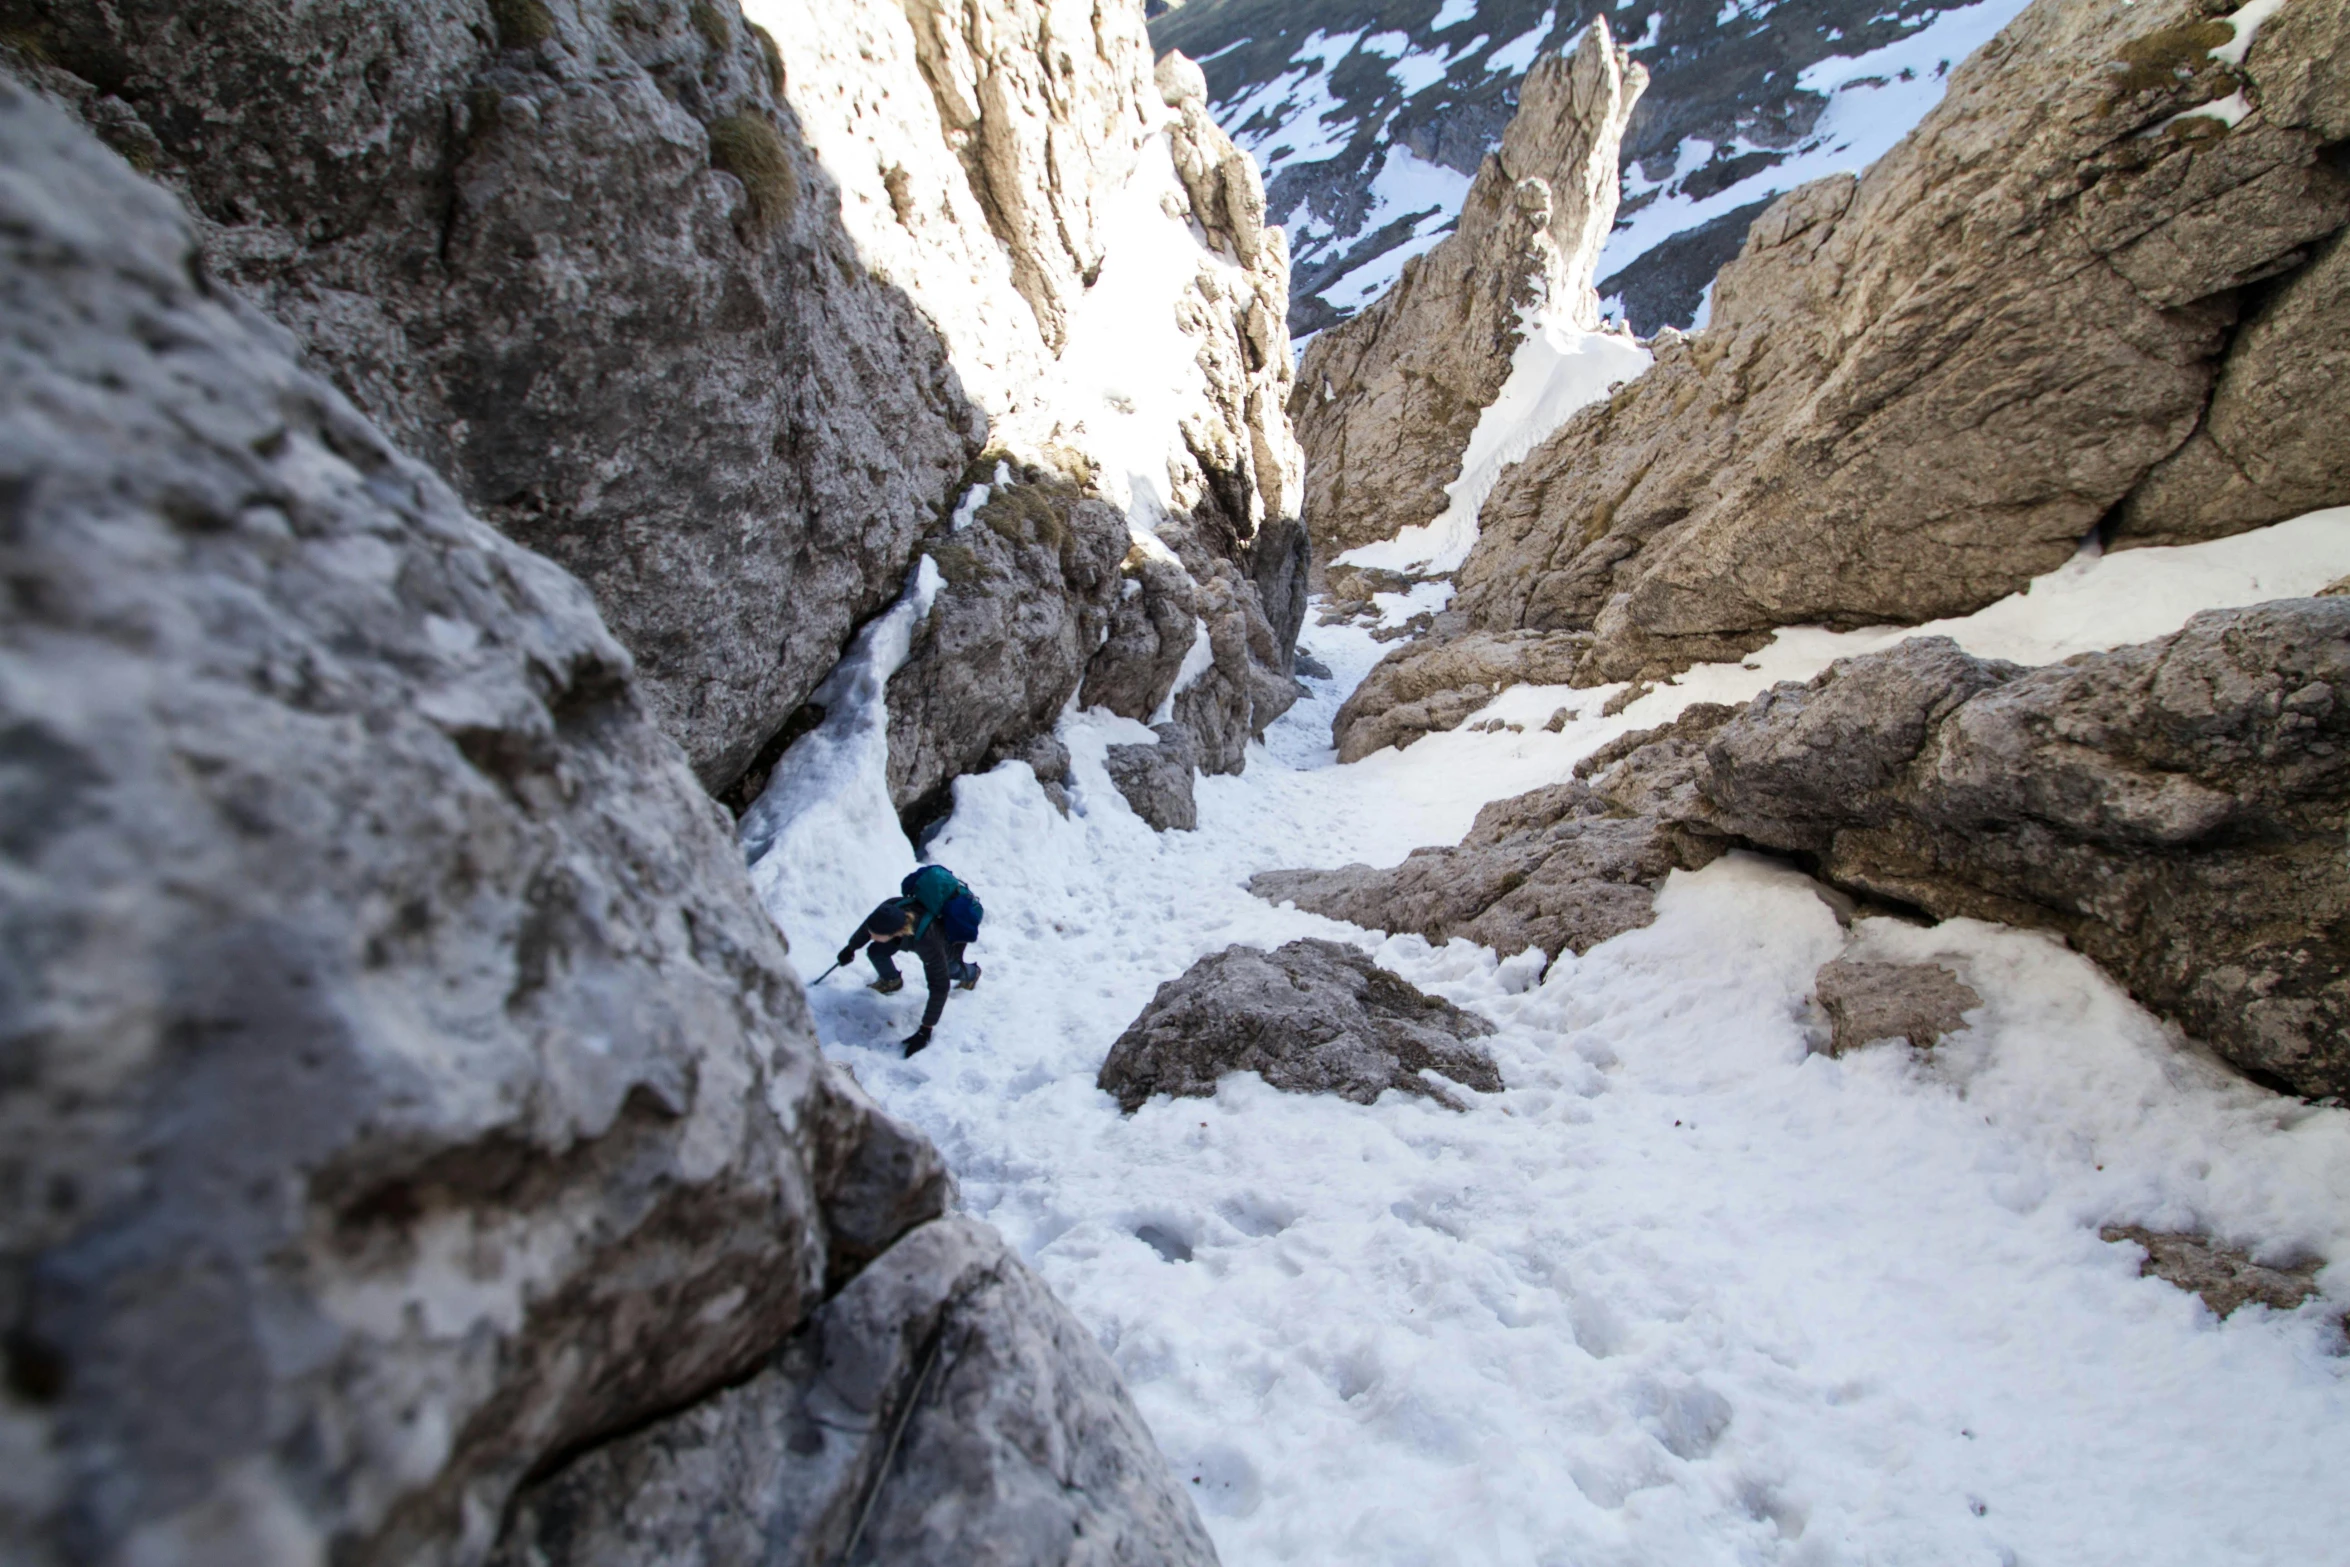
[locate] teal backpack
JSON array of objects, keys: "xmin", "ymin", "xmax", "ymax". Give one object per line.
[{"xmin": 902, "ymin": 864, "xmax": 983, "ymax": 943}]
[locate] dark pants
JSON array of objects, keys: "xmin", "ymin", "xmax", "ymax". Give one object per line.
[
  {"xmin": 867, "ymin": 937, "xmax": 969, "ymax": 979},
  {"xmin": 868, "ymin": 934, "xmax": 969, "ymax": 1027}
]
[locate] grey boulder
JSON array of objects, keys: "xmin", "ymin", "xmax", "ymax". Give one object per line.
[
  {"xmin": 1099, "ymin": 940, "xmax": 1501, "ymax": 1112},
  {"xmin": 1105, "ymin": 724, "xmax": 1201, "ymax": 833}
]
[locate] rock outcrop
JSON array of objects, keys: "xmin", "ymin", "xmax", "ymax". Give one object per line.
[
  {"xmin": 1099, "ymin": 940, "xmax": 1501, "ymax": 1112},
  {"xmin": 1290, "ymin": 19, "xmax": 1644, "ymax": 563},
  {"xmin": 1252, "ymin": 785, "xmax": 1687, "ymax": 964},
  {"xmin": 1687, "ymin": 611, "xmax": 2350, "ymax": 1098},
  {"xmin": 1331, "ymin": 628, "xmax": 1590, "ymax": 762},
  {"xmin": 2, "ymin": 0, "xmax": 980, "ymax": 791},
  {"xmin": 808, "ymin": 14, "xmax": 1307, "ymax": 808},
  {"xmin": 492, "ymin": 1218, "xmax": 1219, "ymax": 1567},
  {"xmin": 1453, "ymin": 0, "xmax": 2350, "ymax": 685},
  {"xmin": 1256, "ymin": 706, "xmax": 1737, "ymax": 959},
  {"xmin": 1307, "ymin": 604, "xmax": 2350, "ymax": 1098},
  {"xmin": 1811, "ymin": 960, "xmax": 1983, "ymax": 1056},
  {"xmin": 9, "ymin": 0, "xmax": 1311, "ymax": 826},
  {"xmin": 0, "ymin": 83, "xmax": 1210, "ymax": 1567},
  {"xmin": 885, "ymin": 458, "xmax": 1129, "ymax": 828}
]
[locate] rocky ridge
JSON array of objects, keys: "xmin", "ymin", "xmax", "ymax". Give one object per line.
[
  {"xmin": 7, "ymin": 0, "xmax": 1310, "ymax": 835},
  {"xmin": 1290, "ymin": 18, "xmax": 1645, "ymax": 565},
  {"xmin": 0, "ymin": 71, "xmax": 1213, "ymax": 1567},
  {"xmin": 1265, "ymin": 603, "xmax": 2350, "ymax": 1101},
  {"xmin": 1450, "ymin": 0, "xmax": 2350, "ymax": 686}
]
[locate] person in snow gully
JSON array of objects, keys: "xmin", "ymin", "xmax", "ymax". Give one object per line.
[{"xmin": 836, "ymin": 864, "xmax": 984, "ymax": 1056}]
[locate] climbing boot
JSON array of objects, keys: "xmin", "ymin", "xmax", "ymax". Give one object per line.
[
  {"xmin": 955, "ymin": 962, "xmax": 981, "ymax": 992},
  {"xmin": 870, "ymin": 972, "xmax": 904, "ymax": 995}
]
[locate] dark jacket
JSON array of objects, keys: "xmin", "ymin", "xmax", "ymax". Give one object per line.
[{"xmin": 844, "ymin": 898, "xmax": 957, "ymax": 1029}]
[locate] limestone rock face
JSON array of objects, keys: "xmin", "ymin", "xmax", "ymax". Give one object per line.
[
  {"xmin": 1290, "ymin": 19, "xmax": 1644, "ymax": 563},
  {"xmin": 820, "ymin": 17, "xmax": 1305, "ymax": 807},
  {"xmin": 1099, "ymin": 940, "xmax": 1501, "ymax": 1111},
  {"xmin": 0, "ymin": 86, "xmax": 1206, "ymax": 1567},
  {"xmin": 12, "ymin": 0, "xmax": 1310, "ymax": 821},
  {"xmin": 1812, "ymin": 961, "xmax": 1983, "ymax": 1056},
  {"xmin": 6, "ymin": 0, "xmax": 982, "ymax": 791},
  {"xmin": 1332, "ymin": 628, "xmax": 1592, "ymax": 762},
  {"xmin": 1455, "ymin": 0, "xmax": 2350, "ymax": 684},
  {"xmin": 492, "ymin": 1218, "xmax": 1220, "ymax": 1567},
  {"xmin": 0, "ymin": 83, "xmax": 949, "ymax": 1566},
  {"xmin": 885, "ymin": 462, "xmax": 1129, "ymax": 826},
  {"xmin": 1686, "ymin": 613, "xmax": 2350, "ymax": 1098}
]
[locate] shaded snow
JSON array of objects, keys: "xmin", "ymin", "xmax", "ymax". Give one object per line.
[{"xmin": 746, "ymin": 510, "xmax": 2350, "ymax": 1566}]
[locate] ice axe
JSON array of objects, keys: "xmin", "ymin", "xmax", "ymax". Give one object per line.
[{"xmin": 809, "ymin": 959, "xmax": 843, "ymax": 985}]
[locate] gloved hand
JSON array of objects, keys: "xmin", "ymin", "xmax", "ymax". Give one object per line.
[
  {"xmin": 836, "ymin": 946, "xmax": 857, "ymax": 968},
  {"xmin": 901, "ymin": 1026, "xmax": 933, "ymax": 1058}
]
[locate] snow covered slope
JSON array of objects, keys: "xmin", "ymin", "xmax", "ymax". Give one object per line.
[
  {"xmin": 751, "ymin": 507, "xmax": 2350, "ymax": 1566},
  {"xmin": 1153, "ymin": 0, "xmax": 2032, "ymax": 336}
]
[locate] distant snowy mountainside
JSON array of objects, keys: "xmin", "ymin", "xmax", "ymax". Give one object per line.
[{"xmin": 1151, "ymin": 0, "xmax": 2032, "ymax": 336}]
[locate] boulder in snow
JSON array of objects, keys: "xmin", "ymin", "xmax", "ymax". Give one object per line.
[
  {"xmin": 1099, "ymin": 940, "xmax": 1501, "ymax": 1112},
  {"xmin": 2100, "ymin": 1227, "xmax": 2323, "ymax": 1320},
  {"xmin": 1812, "ymin": 960, "xmax": 1983, "ymax": 1056},
  {"xmin": 1105, "ymin": 723, "xmax": 1201, "ymax": 833}
]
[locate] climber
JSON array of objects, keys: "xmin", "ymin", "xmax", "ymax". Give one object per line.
[{"xmin": 835, "ymin": 864, "xmax": 984, "ymax": 1057}]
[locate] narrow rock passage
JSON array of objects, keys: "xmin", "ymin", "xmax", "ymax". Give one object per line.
[{"xmin": 754, "ymin": 513, "xmax": 2350, "ymax": 1566}]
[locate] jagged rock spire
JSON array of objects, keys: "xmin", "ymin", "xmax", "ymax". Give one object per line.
[{"xmin": 1289, "ymin": 17, "xmax": 1646, "ymax": 565}]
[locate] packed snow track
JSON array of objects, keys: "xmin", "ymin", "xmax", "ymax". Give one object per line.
[{"xmin": 746, "ymin": 513, "xmax": 2350, "ymax": 1567}]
